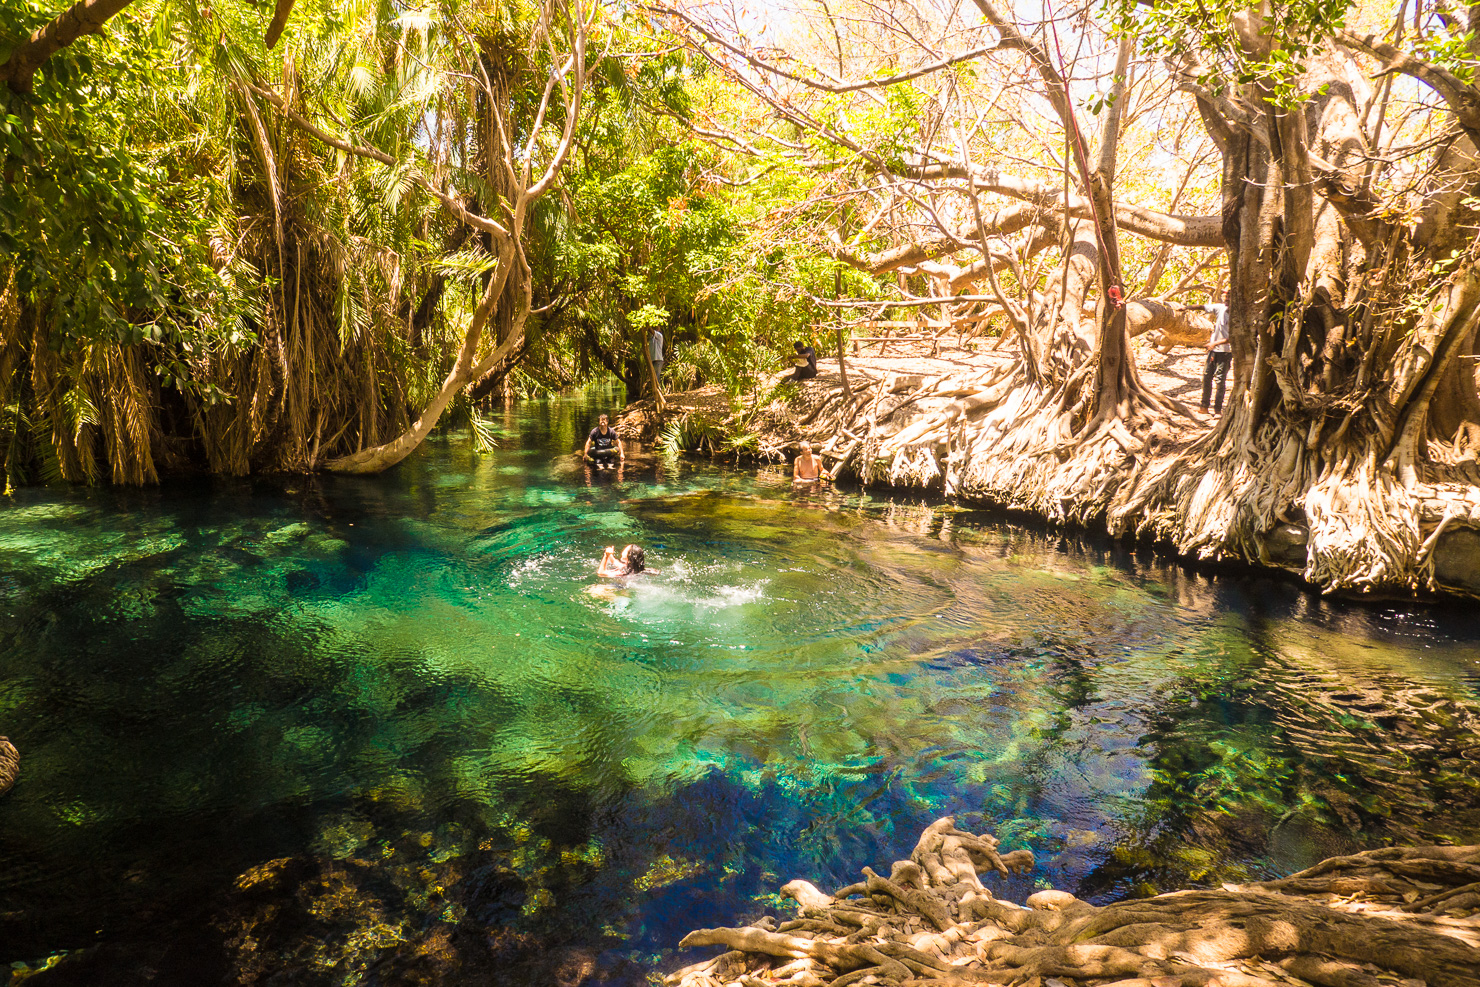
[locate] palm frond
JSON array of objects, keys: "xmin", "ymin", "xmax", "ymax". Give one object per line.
[{"xmin": 470, "ymin": 411, "xmax": 502, "ymax": 453}]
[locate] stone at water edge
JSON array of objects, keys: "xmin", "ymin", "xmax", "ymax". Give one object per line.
[
  {"xmin": 1261, "ymin": 522, "xmax": 1310, "ymax": 567},
  {"xmin": 0, "ymin": 736, "xmax": 17, "ymax": 796},
  {"xmin": 1434, "ymin": 525, "xmax": 1480, "ymax": 593}
]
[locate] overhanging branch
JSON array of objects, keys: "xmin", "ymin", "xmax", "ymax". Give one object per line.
[
  {"xmin": 1337, "ymin": 29, "xmax": 1480, "ymax": 144},
  {"xmin": 911, "ymin": 161, "xmax": 1224, "ymax": 247},
  {"xmin": 1, "ymin": 0, "xmax": 134, "ymax": 94}
]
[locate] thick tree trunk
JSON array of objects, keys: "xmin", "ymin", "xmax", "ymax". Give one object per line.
[
  {"xmin": 296, "ymin": 0, "xmax": 591, "ymax": 474},
  {"xmin": 466, "ymin": 331, "xmax": 531, "ymax": 402}
]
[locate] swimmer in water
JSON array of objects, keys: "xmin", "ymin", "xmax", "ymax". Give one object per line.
[
  {"xmin": 597, "ymin": 544, "xmax": 656, "ymax": 577},
  {"xmin": 792, "ymin": 440, "xmax": 829, "ymax": 485},
  {"xmin": 583, "ymin": 414, "xmax": 624, "ymax": 470}
]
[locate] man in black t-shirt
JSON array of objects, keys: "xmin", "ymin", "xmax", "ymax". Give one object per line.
[
  {"xmin": 791, "ymin": 341, "xmax": 818, "ymax": 381},
  {"xmin": 582, "ymin": 414, "xmax": 624, "ymax": 469}
]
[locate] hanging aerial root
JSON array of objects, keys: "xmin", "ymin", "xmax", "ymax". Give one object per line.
[{"xmin": 664, "ymin": 817, "xmax": 1480, "ymax": 987}]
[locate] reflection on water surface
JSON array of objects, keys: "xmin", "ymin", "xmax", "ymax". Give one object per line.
[{"xmin": 2, "ymin": 390, "xmax": 1479, "ymax": 984}]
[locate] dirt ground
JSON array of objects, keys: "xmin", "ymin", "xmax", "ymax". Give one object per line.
[{"xmin": 619, "ymin": 334, "xmax": 1225, "ymax": 442}]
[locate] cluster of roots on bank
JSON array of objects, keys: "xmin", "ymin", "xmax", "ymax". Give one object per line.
[
  {"xmin": 691, "ymin": 364, "xmax": 1480, "ymax": 603},
  {"xmin": 665, "ymin": 816, "xmax": 1480, "ymax": 987}
]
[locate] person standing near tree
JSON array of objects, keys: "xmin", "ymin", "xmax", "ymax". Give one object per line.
[
  {"xmin": 1196, "ymin": 290, "xmax": 1232, "ymax": 415},
  {"xmin": 790, "ymin": 341, "xmax": 818, "ymax": 381},
  {"xmin": 649, "ymin": 328, "xmax": 665, "ymax": 388}
]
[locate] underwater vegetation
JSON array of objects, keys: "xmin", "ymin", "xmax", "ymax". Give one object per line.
[{"xmin": 1, "ymin": 394, "xmax": 1478, "ymax": 985}]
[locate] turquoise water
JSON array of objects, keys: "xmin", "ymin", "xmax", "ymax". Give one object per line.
[{"xmin": 2, "ymin": 390, "xmax": 1480, "ymax": 985}]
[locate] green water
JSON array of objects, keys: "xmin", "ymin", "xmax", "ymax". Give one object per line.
[{"xmin": 2, "ymin": 390, "xmax": 1479, "ymax": 985}]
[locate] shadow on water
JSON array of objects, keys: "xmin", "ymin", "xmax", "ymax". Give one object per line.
[{"xmin": 1, "ymin": 388, "xmax": 1479, "ymax": 984}]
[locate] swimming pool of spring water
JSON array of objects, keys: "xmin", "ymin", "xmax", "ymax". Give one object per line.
[{"xmin": 2, "ymin": 389, "xmax": 1479, "ymax": 985}]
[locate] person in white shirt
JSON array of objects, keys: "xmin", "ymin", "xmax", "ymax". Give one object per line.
[
  {"xmin": 1197, "ymin": 290, "xmax": 1232, "ymax": 414},
  {"xmin": 649, "ymin": 328, "xmax": 665, "ymax": 385}
]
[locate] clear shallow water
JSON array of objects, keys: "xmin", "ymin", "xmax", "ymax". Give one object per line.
[{"xmin": 2, "ymin": 390, "xmax": 1480, "ymax": 984}]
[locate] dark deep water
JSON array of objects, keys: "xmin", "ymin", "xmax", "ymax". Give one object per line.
[{"xmin": 2, "ymin": 389, "xmax": 1479, "ymax": 985}]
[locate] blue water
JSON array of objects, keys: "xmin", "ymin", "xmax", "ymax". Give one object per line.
[{"xmin": 2, "ymin": 390, "xmax": 1479, "ymax": 985}]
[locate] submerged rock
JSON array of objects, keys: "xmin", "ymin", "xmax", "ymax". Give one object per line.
[
  {"xmin": 285, "ymin": 568, "xmax": 321, "ymax": 594},
  {"xmin": 1261, "ymin": 522, "xmax": 1309, "ymax": 566},
  {"xmin": 22, "ymin": 824, "xmax": 614, "ymax": 987},
  {"xmin": 0, "ymin": 736, "xmax": 16, "ymax": 796}
]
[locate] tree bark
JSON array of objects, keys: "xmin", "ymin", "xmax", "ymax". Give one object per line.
[
  {"xmin": 1, "ymin": 0, "xmax": 136, "ymax": 94},
  {"xmin": 301, "ymin": 0, "xmax": 593, "ymax": 473},
  {"xmin": 264, "ymin": 0, "xmax": 297, "ymax": 49}
]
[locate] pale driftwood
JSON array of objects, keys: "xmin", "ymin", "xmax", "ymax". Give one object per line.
[{"xmin": 664, "ymin": 817, "xmax": 1480, "ymax": 987}]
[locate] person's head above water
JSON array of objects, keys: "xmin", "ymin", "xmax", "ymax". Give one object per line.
[
  {"xmin": 799, "ymin": 440, "xmax": 812, "ymax": 454},
  {"xmin": 601, "ymin": 544, "xmax": 646, "ymax": 574}
]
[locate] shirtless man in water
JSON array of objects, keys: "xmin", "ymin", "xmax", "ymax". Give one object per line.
[{"xmin": 792, "ymin": 441, "xmax": 828, "ymax": 485}]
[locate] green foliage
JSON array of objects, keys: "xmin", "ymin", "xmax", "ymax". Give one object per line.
[
  {"xmin": 1109, "ymin": 0, "xmax": 1350, "ymax": 104},
  {"xmin": 556, "ymin": 136, "xmax": 753, "ymax": 388},
  {"xmin": 0, "ymin": 2, "xmax": 255, "ymax": 359},
  {"xmin": 1415, "ymin": 30, "xmax": 1480, "ymax": 85},
  {"xmin": 0, "ymin": 0, "xmax": 468, "ymax": 480},
  {"xmin": 470, "ymin": 412, "xmax": 502, "ymax": 454},
  {"xmin": 1, "ymin": 0, "xmax": 903, "ymax": 484},
  {"xmin": 863, "ymin": 84, "xmax": 925, "ymax": 173}
]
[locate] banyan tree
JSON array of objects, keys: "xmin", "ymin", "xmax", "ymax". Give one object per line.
[
  {"xmin": 658, "ymin": 0, "xmax": 1480, "ymax": 598},
  {"xmin": 0, "ymin": 0, "xmax": 627, "ymax": 483}
]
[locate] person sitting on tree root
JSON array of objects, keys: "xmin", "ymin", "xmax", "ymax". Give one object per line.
[
  {"xmin": 792, "ymin": 440, "xmax": 829, "ymax": 485},
  {"xmin": 583, "ymin": 414, "xmax": 624, "ymax": 469},
  {"xmin": 1196, "ymin": 289, "xmax": 1232, "ymax": 415},
  {"xmin": 597, "ymin": 544, "xmax": 654, "ymax": 577},
  {"xmin": 790, "ymin": 341, "xmax": 818, "ymax": 381}
]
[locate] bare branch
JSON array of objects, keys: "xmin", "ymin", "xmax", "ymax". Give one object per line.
[
  {"xmin": 912, "ymin": 161, "xmax": 1224, "ymax": 247},
  {"xmin": 647, "ymin": 1, "xmax": 995, "ymax": 95},
  {"xmin": 1094, "ymin": 35, "xmax": 1134, "ymax": 188},
  {"xmin": 265, "ymin": 0, "xmax": 297, "ymax": 49},
  {"xmin": 1338, "ymin": 28, "xmax": 1480, "ymax": 142}
]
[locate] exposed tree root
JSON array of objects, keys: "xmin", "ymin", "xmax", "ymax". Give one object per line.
[{"xmin": 665, "ymin": 817, "xmax": 1480, "ymax": 987}]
